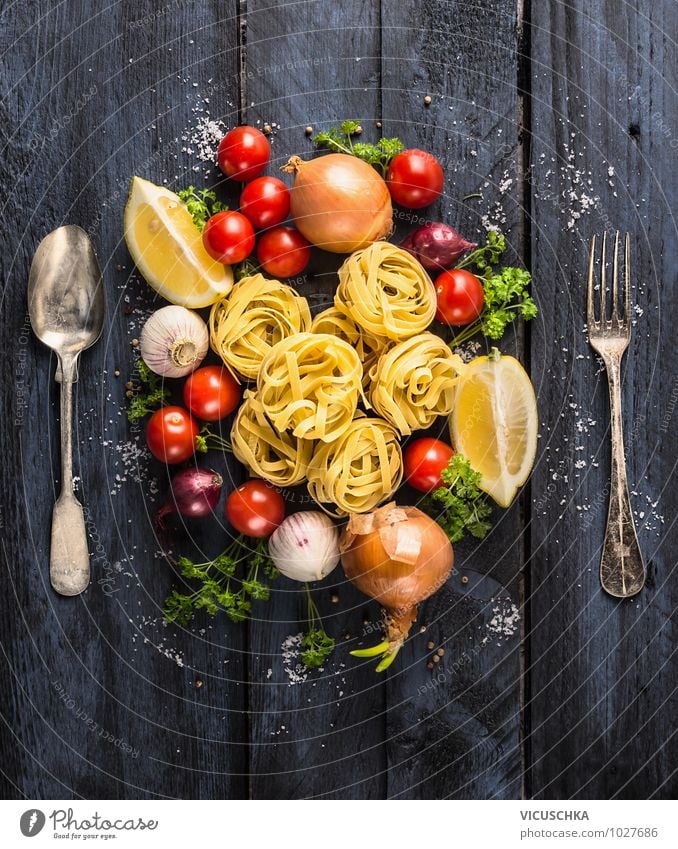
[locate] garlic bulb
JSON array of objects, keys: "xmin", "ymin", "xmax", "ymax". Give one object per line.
[
  {"xmin": 139, "ymin": 305, "xmax": 209, "ymax": 378},
  {"xmin": 268, "ymin": 512, "xmax": 340, "ymax": 582}
]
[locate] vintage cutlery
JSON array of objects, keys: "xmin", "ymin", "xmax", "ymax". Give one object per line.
[
  {"xmin": 28, "ymin": 226, "xmax": 105, "ymax": 596},
  {"xmin": 587, "ymin": 232, "xmax": 645, "ymax": 597}
]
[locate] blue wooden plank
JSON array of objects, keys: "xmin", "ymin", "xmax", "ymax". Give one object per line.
[{"xmin": 527, "ymin": 0, "xmax": 678, "ymax": 799}]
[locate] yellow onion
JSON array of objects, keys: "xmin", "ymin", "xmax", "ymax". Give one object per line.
[
  {"xmin": 340, "ymin": 503, "xmax": 453, "ymax": 671},
  {"xmin": 284, "ymin": 153, "xmax": 393, "ymax": 253}
]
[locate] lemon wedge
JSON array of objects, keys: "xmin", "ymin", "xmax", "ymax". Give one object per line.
[
  {"xmin": 124, "ymin": 176, "xmax": 233, "ymax": 308},
  {"xmin": 449, "ymin": 349, "xmax": 537, "ymax": 507}
]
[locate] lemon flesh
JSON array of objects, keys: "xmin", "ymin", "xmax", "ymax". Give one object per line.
[
  {"xmin": 450, "ymin": 352, "xmax": 537, "ymax": 507},
  {"xmin": 124, "ymin": 177, "xmax": 232, "ymax": 308}
]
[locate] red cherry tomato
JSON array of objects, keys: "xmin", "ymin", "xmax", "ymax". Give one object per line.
[
  {"xmin": 403, "ymin": 438, "xmax": 455, "ymax": 492},
  {"xmin": 226, "ymin": 480, "xmax": 286, "ymax": 538},
  {"xmin": 183, "ymin": 366, "xmax": 241, "ymax": 422},
  {"xmin": 240, "ymin": 176, "xmax": 291, "ymax": 229},
  {"xmin": 386, "ymin": 149, "xmax": 444, "ymax": 209},
  {"xmin": 146, "ymin": 406, "xmax": 199, "ymax": 464},
  {"xmin": 217, "ymin": 125, "xmax": 270, "ymax": 182},
  {"xmin": 434, "ymin": 268, "xmax": 485, "ymax": 326},
  {"xmin": 202, "ymin": 211, "xmax": 255, "ymax": 265},
  {"xmin": 257, "ymin": 226, "xmax": 310, "ymax": 278}
]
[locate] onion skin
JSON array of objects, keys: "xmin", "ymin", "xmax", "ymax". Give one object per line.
[
  {"xmin": 341, "ymin": 505, "xmax": 453, "ymax": 660},
  {"xmin": 155, "ymin": 468, "xmax": 223, "ymax": 530},
  {"xmin": 401, "ymin": 223, "xmax": 476, "ymax": 271},
  {"xmin": 286, "ymin": 154, "xmax": 393, "ymax": 253}
]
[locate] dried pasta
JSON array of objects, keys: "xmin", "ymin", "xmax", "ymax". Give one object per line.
[
  {"xmin": 231, "ymin": 391, "xmax": 313, "ymax": 486},
  {"xmin": 369, "ymin": 333, "xmax": 464, "ymax": 436},
  {"xmin": 258, "ymin": 332, "xmax": 363, "ymax": 443},
  {"xmin": 335, "ymin": 241, "xmax": 436, "ymax": 341},
  {"xmin": 307, "ymin": 416, "xmax": 403, "ymax": 516},
  {"xmin": 311, "ymin": 306, "xmax": 388, "ymax": 389},
  {"xmin": 209, "ymin": 273, "xmax": 311, "ymax": 380}
]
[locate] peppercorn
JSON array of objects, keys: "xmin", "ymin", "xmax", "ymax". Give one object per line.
[
  {"xmin": 424, "ymin": 95, "xmax": 432, "ymax": 105},
  {"xmin": 427, "ymin": 640, "xmax": 435, "ymax": 650},
  {"xmin": 305, "ymin": 126, "xmax": 313, "ymax": 136}
]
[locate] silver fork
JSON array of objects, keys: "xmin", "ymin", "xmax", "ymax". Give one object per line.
[{"xmin": 587, "ymin": 232, "xmax": 645, "ymax": 597}]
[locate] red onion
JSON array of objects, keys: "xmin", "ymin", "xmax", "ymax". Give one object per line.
[
  {"xmin": 155, "ymin": 468, "xmax": 223, "ymax": 529},
  {"xmin": 401, "ymin": 223, "xmax": 476, "ymax": 271}
]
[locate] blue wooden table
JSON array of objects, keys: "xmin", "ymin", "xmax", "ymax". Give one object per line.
[{"xmin": 1, "ymin": 0, "xmax": 676, "ymax": 799}]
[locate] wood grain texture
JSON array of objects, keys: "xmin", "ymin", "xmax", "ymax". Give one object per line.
[
  {"xmin": 245, "ymin": 0, "xmax": 388, "ymax": 800},
  {"xmin": 526, "ymin": 0, "xmax": 678, "ymax": 799},
  {"xmin": 379, "ymin": 0, "xmax": 525, "ymax": 799},
  {"xmin": 0, "ymin": 0, "xmax": 249, "ymax": 800}
]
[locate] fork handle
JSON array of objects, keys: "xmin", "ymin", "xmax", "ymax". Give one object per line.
[{"xmin": 600, "ymin": 353, "xmax": 645, "ymax": 597}]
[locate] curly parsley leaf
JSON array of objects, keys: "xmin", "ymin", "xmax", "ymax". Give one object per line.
[
  {"xmin": 178, "ymin": 186, "xmax": 228, "ymax": 232},
  {"xmin": 300, "ymin": 583, "xmax": 335, "ymax": 669},
  {"xmin": 424, "ymin": 454, "xmax": 493, "ymax": 544},
  {"xmin": 313, "ymin": 121, "xmax": 404, "ymax": 175},
  {"xmin": 162, "ymin": 537, "xmax": 278, "ymax": 628},
  {"xmin": 126, "ymin": 358, "xmax": 170, "ymax": 422},
  {"xmin": 301, "ymin": 627, "xmax": 335, "ymax": 669},
  {"xmin": 449, "ymin": 232, "xmax": 537, "ymax": 347}
]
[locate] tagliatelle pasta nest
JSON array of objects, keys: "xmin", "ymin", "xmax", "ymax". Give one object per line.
[
  {"xmin": 369, "ymin": 333, "xmax": 465, "ymax": 436},
  {"xmin": 230, "ymin": 391, "xmax": 314, "ymax": 487},
  {"xmin": 209, "ymin": 273, "xmax": 311, "ymax": 380},
  {"xmin": 257, "ymin": 332, "xmax": 364, "ymax": 443},
  {"xmin": 311, "ymin": 306, "xmax": 388, "ymax": 389},
  {"xmin": 335, "ymin": 241, "xmax": 436, "ymax": 341},
  {"xmin": 307, "ymin": 416, "xmax": 403, "ymax": 516}
]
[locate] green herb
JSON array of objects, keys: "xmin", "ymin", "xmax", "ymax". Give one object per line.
[
  {"xmin": 127, "ymin": 359, "xmax": 170, "ymax": 422},
  {"xmin": 234, "ymin": 258, "xmax": 260, "ymax": 281},
  {"xmin": 194, "ymin": 424, "xmax": 232, "ymax": 455},
  {"xmin": 313, "ymin": 120, "xmax": 404, "ymax": 176},
  {"xmin": 424, "ymin": 454, "xmax": 493, "ymax": 544},
  {"xmin": 451, "ymin": 231, "xmax": 537, "ymax": 346},
  {"xmin": 163, "ymin": 536, "xmax": 279, "ymax": 627},
  {"xmin": 177, "ymin": 186, "xmax": 228, "ymax": 231},
  {"xmin": 300, "ymin": 583, "xmax": 335, "ymax": 669}
]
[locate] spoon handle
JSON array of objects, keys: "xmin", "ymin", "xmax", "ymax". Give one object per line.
[{"xmin": 50, "ymin": 356, "xmax": 90, "ymax": 596}]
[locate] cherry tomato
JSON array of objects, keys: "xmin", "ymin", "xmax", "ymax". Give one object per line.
[
  {"xmin": 202, "ymin": 211, "xmax": 255, "ymax": 265},
  {"xmin": 403, "ymin": 438, "xmax": 455, "ymax": 492},
  {"xmin": 434, "ymin": 268, "xmax": 485, "ymax": 326},
  {"xmin": 386, "ymin": 149, "xmax": 444, "ymax": 209},
  {"xmin": 240, "ymin": 176, "xmax": 291, "ymax": 229},
  {"xmin": 146, "ymin": 406, "xmax": 199, "ymax": 464},
  {"xmin": 257, "ymin": 226, "xmax": 311, "ymax": 278},
  {"xmin": 183, "ymin": 366, "xmax": 241, "ymax": 422},
  {"xmin": 217, "ymin": 125, "xmax": 270, "ymax": 182},
  {"xmin": 226, "ymin": 480, "xmax": 286, "ymax": 538}
]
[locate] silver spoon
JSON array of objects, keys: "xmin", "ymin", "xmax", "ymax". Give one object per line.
[{"xmin": 28, "ymin": 226, "xmax": 105, "ymax": 596}]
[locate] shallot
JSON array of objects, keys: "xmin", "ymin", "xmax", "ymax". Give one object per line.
[
  {"xmin": 155, "ymin": 468, "xmax": 223, "ymax": 529},
  {"xmin": 400, "ymin": 222, "xmax": 476, "ymax": 271}
]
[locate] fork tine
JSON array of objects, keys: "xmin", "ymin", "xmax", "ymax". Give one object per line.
[
  {"xmin": 600, "ymin": 231, "xmax": 607, "ymax": 321},
  {"xmin": 624, "ymin": 232, "xmax": 631, "ymax": 323},
  {"xmin": 587, "ymin": 234, "xmax": 597, "ymax": 327},
  {"xmin": 611, "ymin": 231, "xmax": 620, "ymax": 320}
]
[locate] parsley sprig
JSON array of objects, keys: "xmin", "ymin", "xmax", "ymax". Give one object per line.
[
  {"xmin": 424, "ymin": 454, "xmax": 493, "ymax": 544},
  {"xmin": 313, "ymin": 120, "xmax": 404, "ymax": 176},
  {"xmin": 178, "ymin": 186, "xmax": 228, "ymax": 231},
  {"xmin": 163, "ymin": 536, "xmax": 279, "ymax": 626},
  {"xmin": 301, "ymin": 583, "xmax": 335, "ymax": 669},
  {"xmin": 127, "ymin": 359, "xmax": 170, "ymax": 422},
  {"xmin": 450, "ymin": 231, "xmax": 537, "ymax": 346}
]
